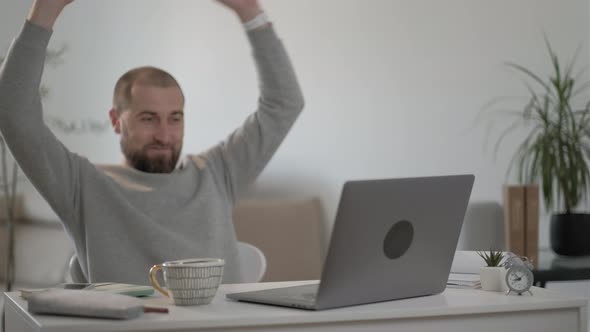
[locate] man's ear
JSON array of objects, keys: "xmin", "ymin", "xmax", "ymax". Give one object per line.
[{"xmin": 109, "ymin": 108, "xmax": 121, "ymax": 134}]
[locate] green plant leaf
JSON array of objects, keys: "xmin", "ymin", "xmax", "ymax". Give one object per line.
[
  {"xmin": 506, "ymin": 62, "xmax": 550, "ymax": 92},
  {"xmin": 477, "ymin": 249, "xmax": 505, "ymax": 267}
]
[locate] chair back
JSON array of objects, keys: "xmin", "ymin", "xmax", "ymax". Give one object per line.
[
  {"xmin": 68, "ymin": 254, "xmax": 87, "ymax": 283},
  {"xmin": 237, "ymin": 241, "xmax": 267, "ymax": 283}
]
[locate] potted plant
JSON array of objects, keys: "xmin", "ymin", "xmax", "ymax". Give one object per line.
[
  {"xmin": 477, "ymin": 250, "xmax": 506, "ymax": 291},
  {"xmin": 488, "ymin": 38, "xmax": 590, "ymax": 256}
]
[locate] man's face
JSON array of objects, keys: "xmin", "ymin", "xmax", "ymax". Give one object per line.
[{"xmin": 111, "ymin": 84, "xmax": 185, "ymax": 173}]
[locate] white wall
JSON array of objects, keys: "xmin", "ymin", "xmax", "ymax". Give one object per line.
[{"xmin": 1, "ymin": 0, "xmax": 589, "ymax": 250}]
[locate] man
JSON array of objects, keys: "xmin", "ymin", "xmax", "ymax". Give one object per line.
[{"xmin": 0, "ymin": 0, "xmax": 304, "ymax": 284}]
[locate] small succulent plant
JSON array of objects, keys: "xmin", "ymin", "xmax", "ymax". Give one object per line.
[{"xmin": 477, "ymin": 249, "xmax": 505, "ymax": 267}]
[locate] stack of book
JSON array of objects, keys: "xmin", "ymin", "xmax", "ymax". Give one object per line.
[
  {"xmin": 447, "ymin": 273, "xmax": 481, "ymax": 289},
  {"xmin": 446, "ymin": 251, "xmax": 490, "ymax": 289}
]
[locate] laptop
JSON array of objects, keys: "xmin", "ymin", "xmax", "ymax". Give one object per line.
[{"xmin": 226, "ymin": 174, "xmax": 475, "ymax": 310}]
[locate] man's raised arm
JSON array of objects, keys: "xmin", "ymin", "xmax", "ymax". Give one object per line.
[
  {"xmin": 27, "ymin": 0, "xmax": 74, "ymax": 30},
  {"xmin": 202, "ymin": 0, "xmax": 305, "ymax": 203},
  {"xmin": 0, "ymin": 0, "xmax": 83, "ymax": 230}
]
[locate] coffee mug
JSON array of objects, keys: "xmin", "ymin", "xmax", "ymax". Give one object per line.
[{"xmin": 149, "ymin": 258, "xmax": 225, "ymax": 305}]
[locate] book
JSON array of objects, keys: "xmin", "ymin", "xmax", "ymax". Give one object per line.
[
  {"xmin": 447, "ymin": 273, "xmax": 481, "ymax": 289},
  {"xmin": 20, "ymin": 283, "xmax": 154, "ymax": 300},
  {"xmin": 525, "ymin": 185, "xmax": 539, "ymax": 268},
  {"xmin": 27, "ymin": 290, "xmax": 168, "ymax": 319},
  {"xmin": 503, "ymin": 185, "xmax": 526, "ymax": 257}
]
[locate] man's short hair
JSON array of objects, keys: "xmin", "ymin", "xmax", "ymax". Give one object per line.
[{"xmin": 113, "ymin": 66, "xmax": 184, "ymax": 113}]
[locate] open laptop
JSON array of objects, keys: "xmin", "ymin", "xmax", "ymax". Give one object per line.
[{"xmin": 226, "ymin": 174, "xmax": 475, "ymax": 310}]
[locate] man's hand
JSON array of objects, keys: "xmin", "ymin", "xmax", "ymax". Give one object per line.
[
  {"xmin": 27, "ymin": 0, "xmax": 74, "ymax": 30},
  {"xmin": 216, "ymin": 0, "xmax": 263, "ymax": 23}
]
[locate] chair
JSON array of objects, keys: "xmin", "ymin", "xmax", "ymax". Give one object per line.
[
  {"xmin": 457, "ymin": 201, "xmax": 506, "ymax": 251},
  {"xmin": 237, "ymin": 241, "xmax": 267, "ymax": 283},
  {"xmin": 68, "ymin": 241, "xmax": 267, "ymax": 284},
  {"xmin": 68, "ymin": 254, "xmax": 87, "ymax": 284}
]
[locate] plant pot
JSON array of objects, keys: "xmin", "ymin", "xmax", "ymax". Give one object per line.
[
  {"xmin": 550, "ymin": 213, "xmax": 590, "ymax": 256},
  {"xmin": 479, "ymin": 267, "xmax": 507, "ymax": 292}
]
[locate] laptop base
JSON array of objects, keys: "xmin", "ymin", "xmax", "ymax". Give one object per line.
[{"xmin": 227, "ymin": 283, "xmax": 319, "ymax": 310}]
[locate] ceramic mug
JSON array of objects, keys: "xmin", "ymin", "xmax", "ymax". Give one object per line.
[{"xmin": 149, "ymin": 258, "xmax": 225, "ymax": 305}]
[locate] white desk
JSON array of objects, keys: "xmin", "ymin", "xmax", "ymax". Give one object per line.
[{"xmin": 4, "ymin": 280, "xmax": 588, "ymax": 332}]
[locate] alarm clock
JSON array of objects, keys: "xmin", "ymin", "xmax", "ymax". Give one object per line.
[{"xmin": 505, "ymin": 265, "xmax": 534, "ymax": 296}]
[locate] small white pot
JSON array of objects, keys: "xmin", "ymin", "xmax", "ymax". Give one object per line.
[{"xmin": 479, "ymin": 266, "xmax": 507, "ymax": 292}]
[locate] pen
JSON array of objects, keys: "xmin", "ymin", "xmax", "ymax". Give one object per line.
[{"xmin": 144, "ymin": 306, "xmax": 169, "ymax": 314}]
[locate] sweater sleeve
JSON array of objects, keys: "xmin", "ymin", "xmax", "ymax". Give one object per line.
[
  {"xmin": 0, "ymin": 21, "xmax": 82, "ymax": 232},
  {"xmin": 200, "ymin": 25, "xmax": 305, "ymax": 204}
]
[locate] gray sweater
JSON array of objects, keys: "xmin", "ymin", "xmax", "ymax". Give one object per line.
[{"xmin": 0, "ymin": 21, "xmax": 304, "ymax": 285}]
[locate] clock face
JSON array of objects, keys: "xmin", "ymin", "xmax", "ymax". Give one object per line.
[{"xmin": 506, "ymin": 266, "xmax": 534, "ymax": 293}]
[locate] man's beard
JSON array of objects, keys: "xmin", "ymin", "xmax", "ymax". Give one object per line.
[{"xmin": 121, "ymin": 139, "xmax": 181, "ymax": 174}]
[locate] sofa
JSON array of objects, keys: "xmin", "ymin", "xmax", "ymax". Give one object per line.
[
  {"xmin": 233, "ymin": 198, "xmax": 324, "ymax": 282},
  {"xmin": 0, "ymin": 221, "xmax": 74, "ymax": 291},
  {"xmin": 0, "ymin": 198, "xmax": 504, "ymax": 288},
  {"xmin": 0, "ymin": 198, "xmax": 505, "ymax": 331}
]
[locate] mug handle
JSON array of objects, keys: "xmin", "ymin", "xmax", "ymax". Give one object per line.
[{"xmin": 149, "ymin": 264, "xmax": 169, "ymax": 298}]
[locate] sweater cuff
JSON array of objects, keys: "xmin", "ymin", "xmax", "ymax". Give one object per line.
[
  {"xmin": 246, "ymin": 24, "xmax": 278, "ymax": 52},
  {"xmin": 16, "ymin": 20, "xmax": 53, "ymax": 51}
]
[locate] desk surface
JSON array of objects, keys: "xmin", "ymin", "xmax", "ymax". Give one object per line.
[{"xmin": 4, "ymin": 280, "xmax": 589, "ymax": 332}]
